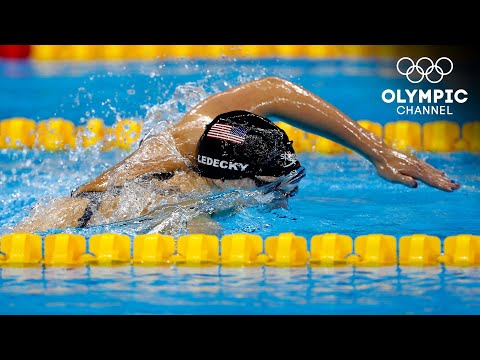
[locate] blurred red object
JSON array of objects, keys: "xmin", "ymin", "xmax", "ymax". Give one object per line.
[{"xmin": 0, "ymin": 45, "xmax": 31, "ymax": 59}]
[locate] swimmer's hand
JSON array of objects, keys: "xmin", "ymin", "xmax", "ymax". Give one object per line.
[
  {"xmin": 186, "ymin": 215, "xmax": 223, "ymax": 236},
  {"xmin": 373, "ymin": 148, "xmax": 460, "ymax": 192}
]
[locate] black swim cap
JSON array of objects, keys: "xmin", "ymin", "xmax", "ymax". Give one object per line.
[{"xmin": 195, "ymin": 110, "xmax": 301, "ymax": 180}]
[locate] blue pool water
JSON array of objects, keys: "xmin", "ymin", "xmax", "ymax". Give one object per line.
[{"xmin": 0, "ymin": 58, "xmax": 479, "ymax": 314}]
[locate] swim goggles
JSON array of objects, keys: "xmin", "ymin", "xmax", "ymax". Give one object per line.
[{"xmin": 254, "ymin": 166, "xmax": 306, "ymax": 198}]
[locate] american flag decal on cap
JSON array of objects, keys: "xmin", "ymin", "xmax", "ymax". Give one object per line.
[{"xmin": 206, "ymin": 122, "xmax": 247, "ymax": 144}]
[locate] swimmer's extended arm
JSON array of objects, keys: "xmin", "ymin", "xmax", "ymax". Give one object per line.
[
  {"xmin": 242, "ymin": 77, "xmax": 459, "ymax": 192},
  {"xmin": 75, "ymin": 76, "xmax": 459, "ymax": 194}
]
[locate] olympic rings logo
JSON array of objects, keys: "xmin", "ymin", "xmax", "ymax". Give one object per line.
[{"xmin": 396, "ymin": 57, "xmax": 453, "ymax": 84}]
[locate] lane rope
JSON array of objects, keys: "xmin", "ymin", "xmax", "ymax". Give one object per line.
[
  {"xmin": 1, "ymin": 118, "xmax": 478, "ymax": 153},
  {"xmin": 1, "ymin": 232, "xmax": 479, "ymax": 267}
]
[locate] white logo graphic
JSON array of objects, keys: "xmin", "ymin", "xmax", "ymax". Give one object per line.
[
  {"xmin": 280, "ymin": 152, "xmax": 298, "ymax": 167},
  {"xmin": 396, "ymin": 57, "xmax": 453, "ymax": 84}
]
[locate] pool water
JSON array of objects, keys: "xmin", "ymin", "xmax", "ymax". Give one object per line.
[{"xmin": 0, "ymin": 58, "xmax": 479, "ymax": 314}]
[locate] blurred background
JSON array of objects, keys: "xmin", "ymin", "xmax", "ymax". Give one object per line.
[
  {"xmin": 0, "ymin": 44, "xmax": 477, "ymax": 153},
  {"xmin": 0, "ymin": 44, "xmax": 464, "ymax": 61}
]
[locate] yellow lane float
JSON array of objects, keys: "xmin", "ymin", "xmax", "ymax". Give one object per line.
[
  {"xmin": 264, "ymin": 232, "xmax": 309, "ymax": 267},
  {"xmin": 175, "ymin": 234, "xmax": 219, "ymax": 265},
  {"xmin": 352, "ymin": 234, "xmax": 397, "ymax": 266},
  {"xmin": 0, "ymin": 117, "xmax": 36, "ymax": 149},
  {"xmin": 310, "ymin": 233, "xmax": 353, "ymax": 265},
  {"xmin": 384, "ymin": 121, "xmax": 422, "ymax": 151},
  {"xmin": 44, "ymin": 234, "xmax": 86, "ymax": 266},
  {"xmin": 399, "ymin": 234, "xmax": 441, "ymax": 266},
  {"xmin": 462, "ymin": 122, "xmax": 480, "ymax": 152},
  {"xmin": 37, "ymin": 118, "xmax": 76, "ymax": 151},
  {"xmin": 87, "ymin": 233, "xmax": 131, "ymax": 264},
  {"xmin": 133, "ymin": 234, "xmax": 175, "ymax": 264},
  {"xmin": 423, "ymin": 121, "xmax": 461, "ymax": 152},
  {"xmin": 0, "ymin": 233, "xmax": 42, "ymax": 265},
  {"xmin": 441, "ymin": 234, "xmax": 480, "ymax": 266},
  {"xmin": 221, "ymin": 233, "xmax": 265, "ymax": 266}
]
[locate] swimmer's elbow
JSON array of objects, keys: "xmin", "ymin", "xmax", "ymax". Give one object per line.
[
  {"xmin": 254, "ymin": 77, "xmax": 299, "ymax": 98},
  {"xmin": 255, "ymin": 76, "xmax": 290, "ymax": 87}
]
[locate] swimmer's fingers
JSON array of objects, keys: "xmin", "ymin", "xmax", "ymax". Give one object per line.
[
  {"xmin": 423, "ymin": 162, "xmax": 447, "ymax": 177},
  {"xmin": 394, "ymin": 152, "xmax": 459, "ymax": 191},
  {"xmin": 414, "ymin": 158, "xmax": 460, "ymax": 191},
  {"xmin": 376, "ymin": 150, "xmax": 460, "ymax": 192},
  {"xmin": 413, "ymin": 157, "xmax": 448, "ymax": 178},
  {"xmin": 400, "ymin": 167, "xmax": 460, "ymax": 192},
  {"xmin": 393, "ymin": 173, "xmax": 418, "ymax": 188},
  {"xmin": 376, "ymin": 165, "xmax": 417, "ymax": 189}
]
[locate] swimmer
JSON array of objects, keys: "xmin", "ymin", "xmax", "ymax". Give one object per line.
[{"xmin": 14, "ymin": 77, "xmax": 460, "ymax": 233}]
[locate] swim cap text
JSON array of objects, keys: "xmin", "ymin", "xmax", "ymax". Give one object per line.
[{"xmin": 197, "ymin": 155, "xmax": 249, "ymax": 171}]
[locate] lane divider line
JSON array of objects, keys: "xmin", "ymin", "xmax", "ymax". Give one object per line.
[
  {"xmin": 1, "ymin": 118, "xmax": 478, "ymax": 153},
  {"xmin": 1, "ymin": 232, "xmax": 479, "ymax": 267}
]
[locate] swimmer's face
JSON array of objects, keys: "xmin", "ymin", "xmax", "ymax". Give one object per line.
[
  {"xmin": 206, "ymin": 177, "xmax": 271, "ymax": 190},
  {"xmin": 205, "ymin": 175, "xmax": 299, "ymax": 197}
]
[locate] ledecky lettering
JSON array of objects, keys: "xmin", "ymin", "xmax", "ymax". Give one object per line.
[{"xmin": 198, "ymin": 155, "xmax": 249, "ymax": 171}]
